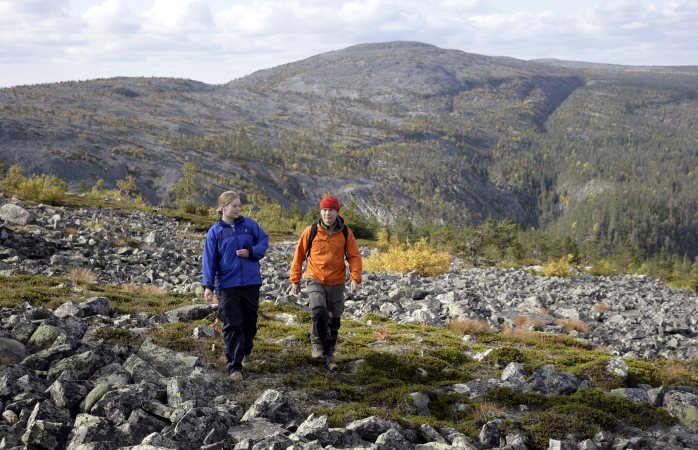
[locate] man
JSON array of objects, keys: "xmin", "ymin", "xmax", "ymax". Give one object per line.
[{"xmin": 289, "ymin": 194, "xmax": 362, "ymax": 370}]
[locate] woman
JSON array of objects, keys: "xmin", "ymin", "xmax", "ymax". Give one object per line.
[{"xmin": 202, "ymin": 191, "xmax": 268, "ymax": 381}]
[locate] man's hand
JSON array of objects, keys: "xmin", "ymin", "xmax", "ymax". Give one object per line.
[
  {"xmin": 290, "ymin": 283, "xmax": 301, "ymax": 295},
  {"xmin": 204, "ymin": 288, "xmax": 215, "ymax": 303},
  {"xmin": 350, "ymin": 280, "xmax": 359, "ymax": 293}
]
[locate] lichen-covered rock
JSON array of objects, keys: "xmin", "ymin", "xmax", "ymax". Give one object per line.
[
  {"xmin": 241, "ymin": 389, "xmax": 304, "ymax": 426},
  {"xmin": 526, "ymin": 364, "xmax": 582, "ymax": 395},
  {"xmin": 663, "ymin": 391, "xmax": 698, "ymax": 429},
  {"xmin": 0, "ymin": 337, "xmax": 26, "ymax": 364}
]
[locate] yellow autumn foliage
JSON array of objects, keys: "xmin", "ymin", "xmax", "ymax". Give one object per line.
[{"xmin": 364, "ymin": 238, "xmax": 451, "ymax": 276}]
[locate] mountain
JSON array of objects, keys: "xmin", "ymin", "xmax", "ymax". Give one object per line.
[{"xmin": 1, "ymin": 41, "xmax": 697, "ymax": 257}]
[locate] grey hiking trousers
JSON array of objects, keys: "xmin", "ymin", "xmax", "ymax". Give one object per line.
[{"xmin": 306, "ymin": 280, "xmax": 345, "ymax": 358}]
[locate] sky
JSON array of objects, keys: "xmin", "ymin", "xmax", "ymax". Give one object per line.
[{"xmin": 1, "ymin": 0, "xmax": 697, "ymax": 88}]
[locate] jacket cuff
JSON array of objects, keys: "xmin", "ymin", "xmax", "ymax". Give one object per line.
[
  {"xmin": 203, "ymin": 285, "xmax": 215, "ymax": 291},
  {"xmin": 244, "ymin": 244, "xmax": 253, "ymax": 259}
]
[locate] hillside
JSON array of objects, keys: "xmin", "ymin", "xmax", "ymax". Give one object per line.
[{"xmin": 1, "ymin": 41, "xmax": 697, "ymax": 257}]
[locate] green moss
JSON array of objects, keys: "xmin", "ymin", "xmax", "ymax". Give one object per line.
[
  {"xmin": 260, "ymin": 302, "xmax": 312, "ymax": 323},
  {"xmin": 363, "ymin": 313, "xmax": 391, "ymax": 323},
  {"xmin": 485, "ymin": 346, "xmax": 537, "ymax": 368},
  {"xmin": 485, "ymin": 387, "xmax": 551, "ymax": 410},
  {"xmin": 572, "ymin": 359, "xmax": 625, "ymax": 390},
  {"xmin": 316, "ymin": 403, "xmax": 379, "ymax": 427},
  {"xmin": 522, "ymin": 408, "xmax": 600, "ymax": 449},
  {"xmin": 0, "ymin": 275, "xmax": 71, "ymax": 309},
  {"xmin": 569, "ymin": 389, "xmax": 677, "ymax": 429},
  {"xmin": 626, "ymin": 359, "xmax": 662, "ymax": 387},
  {"xmin": 90, "ymin": 326, "xmax": 144, "ymax": 346},
  {"xmin": 429, "ymin": 393, "xmax": 473, "ymax": 421}
]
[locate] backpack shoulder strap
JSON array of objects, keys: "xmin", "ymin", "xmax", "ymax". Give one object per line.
[{"xmin": 305, "ymin": 223, "xmax": 318, "ymax": 259}]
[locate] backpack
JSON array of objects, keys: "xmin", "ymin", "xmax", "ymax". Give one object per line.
[{"xmin": 306, "ymin": 223, "xmax": 349, "ymax": 259}]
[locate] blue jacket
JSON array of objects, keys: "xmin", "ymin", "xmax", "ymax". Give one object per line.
[{"xmin": 202, "ymin": 216, "xmax": 269, "ymax": 290}]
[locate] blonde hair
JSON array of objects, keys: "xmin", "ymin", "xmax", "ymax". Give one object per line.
[{"xmin": 216, "ymin": 190, "xmax": 240, "ymax": 213}]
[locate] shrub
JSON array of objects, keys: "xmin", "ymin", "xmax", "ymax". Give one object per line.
[
  {"xmin": 538, "ymin": 254, "xmax": 576, "ymax": 278},
  {"xmin": 17, "ymin": 173, "xmax": 67, "ymax": 203},
  {"xmin": 447, "ymin": 317, "xmax": 493, "ymax": 335},
  {"xmin": 68, "ymin": 268, "xmax": 98, "ymax": 285},
  {"xmin": 364, "ymin": 238, "xmax": 451, "ymax": 276},
  {"xmin": 557, "ymin": 319, "xmax": 591, "ymax": 334}
]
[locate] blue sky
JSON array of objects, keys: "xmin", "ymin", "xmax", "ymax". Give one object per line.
[{"xmin": 1, "ymin": 0, "xmax": 697, "ymax": 88}]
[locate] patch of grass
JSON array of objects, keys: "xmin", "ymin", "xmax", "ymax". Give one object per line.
[
  {"xmin": 521, "ymin": 407, "xmax": 600, "ymax": 449},
  {"xmin": 362, "ymin": 312, "xmax": 392, "ymax": 324},
  {"xmin": 120, "ymin": 283, "xmax": 166, "ymax": 294},
  {"xmin": 315, "ymin": 403, "xmax": 379, "ymax": 428},
  {"xmin": 88, "ymin": 285, "xmax": 191, "ymax": 315},
  {"xmin": 447, "ymin": 317, "xmax": 494, "ymax": 335},
  {"xmin": 0, "ymin": 275, "xmax": 72, "ymax": 309},
  {"xmin": 68, "ymin": 268, "xmax": 98, "ymax": 285},
  {"xmin": 626, "ymin": 359, "xmax": 662, "ymax": 387},
  {"xmin": 488, "ymin": 387, "xmax": 677, "ymax": 449},
  {"xmin": 91, "ymin": 326, "xmax": 144, "ymax": 346},
  {"xmin": 570, "ymin": 359, "xmax": 625, "ymax": 391},
  {"xmin": 556, "ymin": 318, "xmax": 591, "ymax": 334},
  {"xmin": 429, "ymin": 392, "xmax": 473, "ymax": 421},
  {"xmin": 485, "ymin": 346, "xmax": 536, "ymax": 368},
  {"xmin": 655, "ymin": 359, "xmax": 698, "ymax": 387}
]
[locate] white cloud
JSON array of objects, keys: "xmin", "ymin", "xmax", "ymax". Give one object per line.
[
  {"xmin": 142, "ymin": 0, "xmax": 214, "ymax": 34},
  {"xmin": 1, "ymin": 0, "xmax": 698, "ymax": 87},
  {"xmin": 83, "ymin": 0, "xmax": 139, "ymax": 33}
]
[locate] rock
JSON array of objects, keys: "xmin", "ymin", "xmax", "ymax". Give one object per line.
[
  {"xmin": 609, "ymin": 387, "xmax": 650, "ymax": 404},
  {"xmin": 136, "ymin": 339, "xmax": 199, "ymax": 378},
  {"xmin": 345, "ymin": 415, "xmax": 394, "ymax": 442},
  {"xmin": 479, "ymin": 419, "xmax": 504, "ymax": 447},
  {"xmin": 241, "ymin": 389, "xmax": 305, "ymax": 426},
  {"xmin": 375, "ymin": 428, "xmax": 412, "ymax": 450},
  {"xmin": 295, "ymin": 413, "xmax": 330, "ymax": 443},
  {"xmin": 604, "ymin": 356, "xmax": 628, "ymax": 378},
  {"xmin": 0, "ymin": 337, "xmax": 26, "ymax": 364},
  {"xmin": 527, "ymin": 364, "xmax": 582, "ymax": 395},
  {"xmin": 0, "ymin": 204, "xmax": 32, "ymax": 225},
  {"xmin": 663, "ymin": 391, "xmax": 698, "ymax": 429},
  {"xmin": 409, "ymin": 392, "xmax": 431, "ymax": 416}
]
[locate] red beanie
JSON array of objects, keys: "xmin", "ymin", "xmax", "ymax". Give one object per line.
[{"xmin": 320, "ymin": 194, "xmax": 340, "ymax": 211}]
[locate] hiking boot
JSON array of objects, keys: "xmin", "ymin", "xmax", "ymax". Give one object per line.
[
  {"xmin": 311, "ymin": 346, "xmax": 323, "ymax": 359},
  {"xmin": 242, "ymin": 354, "xmax": 253, "ymax": 367},
  {"xmin": 229, "ymin": 371, "xmax": 244, "ymax": 382}
]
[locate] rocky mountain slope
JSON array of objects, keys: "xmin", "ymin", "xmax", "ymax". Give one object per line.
[
  {"xmin": 2, "ymin": 41, "xmax": 698, "ymax": 256},
  {"xmin": 0, "ymin": 42, "xmax": 584, "ymax": 222}
]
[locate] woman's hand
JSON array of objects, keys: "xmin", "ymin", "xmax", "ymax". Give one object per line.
[
  {"xmin": 204, "ymin": 287, "xmax": 215, "ymax": 303},
  {"xmin": 236, "ymin": 248, "xmax": 250, "ymax": 258}
]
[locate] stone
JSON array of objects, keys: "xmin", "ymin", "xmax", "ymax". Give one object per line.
[
  {"xmin": 241, "ymin": 389, "xmax": 304, "ymax": 426},
  {"xmin": 0, "ymin": 337, "xmax": 26, "ymax": 364}
]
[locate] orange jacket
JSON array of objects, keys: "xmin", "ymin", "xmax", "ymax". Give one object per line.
[{"xmin": 289, "ymin": 218, "xmax": 362, "ymax": 286}]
